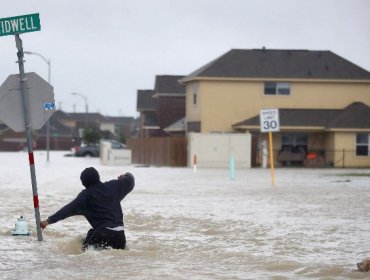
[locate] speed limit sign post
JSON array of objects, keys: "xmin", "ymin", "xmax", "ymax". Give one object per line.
[{"xmin": 260, "ymin": 109, "xmax": 280, "ymax": 186}]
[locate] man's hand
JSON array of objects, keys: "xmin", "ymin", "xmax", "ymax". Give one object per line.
[
  {"xmin": 40, "ymin": 220, "xmax": 49, "ymax": 230},
  {"xmin": 118, "ymin": 172, "xmax": 133, "ymax": 180},
  {"xmin": 118, "ymin": 173, "xmax": 130, "ymax": 180}
]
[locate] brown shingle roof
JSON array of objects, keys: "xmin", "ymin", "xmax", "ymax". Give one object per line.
[
  {"xmin": 183, "ymin": 49, "xmax": 370, "ymax": 80},
  {"xmin": 137, "ymin": 90, "xmax": 156, "ymax": 111},
  {"xmin": 69, "ymin": 112, "xmax": 106, "ymax": 122},
  {"xmin": 327, "ymin": 102, "xmax": 370, "ymax": 129},
  {"xmin": 104, "ymin": 116, "xmax": 135, "ymax": 124},
  {"xmin": 233, "ymin": 102, "xmax": 370, "ymax": 130},
  {"xmin": 154, "ymin": 75, "xmax": 185, "ymax": 95}
]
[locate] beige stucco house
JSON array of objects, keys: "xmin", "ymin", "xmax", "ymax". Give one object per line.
[{"xmin": 180, "ymin": 48, "xmax": 370, "ymax": 167}]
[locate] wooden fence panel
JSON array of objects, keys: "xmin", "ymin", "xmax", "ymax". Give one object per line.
[
  {"xmin": 171, "ymin": 137, "xmax": 187, "ymax": 167},
  {"xmin": 127, "ymin": 137, "xmax": 187, "ymax": 167}
]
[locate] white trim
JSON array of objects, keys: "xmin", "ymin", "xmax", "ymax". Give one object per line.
[{"xmin": 153, "ymin": 93, "xmax": 185, "ymax": 98}]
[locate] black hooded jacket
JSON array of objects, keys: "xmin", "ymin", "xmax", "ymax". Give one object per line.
[{"xmin": 47, "ymin": 168, "xmax": 135, "ymax": 229}]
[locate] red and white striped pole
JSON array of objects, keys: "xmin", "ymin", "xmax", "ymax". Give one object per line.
[
  {"xmin": 193, "ymin": 154, "xmax": 197, "ymax": 172},
  {"xmin": 27, "ymin": 150, "xmax": 43, "ymax": 241},
  {"xmin": 16, "ymin": 35, "xmax": 43, "ymax": 241}
]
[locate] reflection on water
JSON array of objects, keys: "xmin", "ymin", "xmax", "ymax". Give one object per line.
[{"xmin": 0, "ymin": 152, "xmax": 369, "ymax": 279}]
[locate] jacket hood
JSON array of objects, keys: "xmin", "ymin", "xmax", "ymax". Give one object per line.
[{"xmin": 80, "ymin": 167, "xmax": 101, "ymax": 188}]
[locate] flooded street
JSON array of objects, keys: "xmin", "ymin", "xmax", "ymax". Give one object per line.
[{"xmin": 0, "ymin": 151, "xmax": 370, "ymax": 279}]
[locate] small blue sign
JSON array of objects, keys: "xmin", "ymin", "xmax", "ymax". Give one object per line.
[{"xmin": 44, "ymin": 102, "xmax": 56, "ymax": 110}]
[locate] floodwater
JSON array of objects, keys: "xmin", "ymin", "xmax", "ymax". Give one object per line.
[{"xmin": 0, "ymin": 151, "xmax": 370, "ymax": 279}]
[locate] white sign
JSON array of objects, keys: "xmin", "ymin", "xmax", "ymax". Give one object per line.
[{"xmin": 260, "ymin": 109, "xmax": 280, "ymax": 132}]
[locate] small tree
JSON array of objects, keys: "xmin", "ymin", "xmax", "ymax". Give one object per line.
[
  {"xmin": 118, "ymin": 132, "xmax": 126, "ymax": 144},
  {"xmin": 83, "ymin": 127, "xmax": 101, "ymax": 144}
]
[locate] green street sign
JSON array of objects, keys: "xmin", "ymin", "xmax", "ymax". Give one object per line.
[{"xmin": 0, "ymin": 13, "xmax": 40, "ymax": 36}]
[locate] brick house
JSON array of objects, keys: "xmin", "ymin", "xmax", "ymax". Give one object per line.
[
  {"xmin": 136, "ymin": 89, "xmax": 159, "ymax": 137},
  {"xmin": 136, "ymin": 75, "xmax": 186, "ymax": 137}
]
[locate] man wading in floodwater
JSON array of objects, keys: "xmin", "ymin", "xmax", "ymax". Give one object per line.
[{"xmin": 40, "ymin": 167, "xmax": 135, "ymax": 250}]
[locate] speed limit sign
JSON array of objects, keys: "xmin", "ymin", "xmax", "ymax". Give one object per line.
[{"xmin": 260, "ymin": 109, "xmax": 280, "ymax": 132}]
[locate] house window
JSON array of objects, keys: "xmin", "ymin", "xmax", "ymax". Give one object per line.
[
  {"xmin": 356, "ymin": 133, "xmax": 370, "ymax": 156},
  {"xmin": 192, "ymin": 82, "xmax": 199, "ymax": 105},
  {"xmin": 264, "ymin": 82, "xmax": 291, "ymax": 96}
]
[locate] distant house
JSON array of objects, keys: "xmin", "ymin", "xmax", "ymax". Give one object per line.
[
  {"xmin": 59, "ymin": 112, "xmax": 136, "ymax": 143},
  {"xmin": 0, "ymin": 110, "xmax": 76, "ymax": 151},
  {"xmin": 68, "ymin": 112, "xmax": 106, "ymax": 130},
  {"xmin": 136, "ymin": 89, "xmax": 160, "ymax": 137},
  {"xmin": 101, "ymin": 116, "xmax": 136, "ymax": 142},
  {"xmin": 136, "ymin": 75, "xmax": 186, "ymax": 137},
  {"xmin": 154, "ymin": 75, "xmax": 186, "ymax": 135},
  {"xmin": 0, "ymin": 122, "xmax": 30, "ymax": 151},
  {"xmin": 180, "ymin": 48, "xmax": 370, "ymax": 167},
  {"xmin": 0, "ymin": 110, "xmax": 137, "ymax": 151}
]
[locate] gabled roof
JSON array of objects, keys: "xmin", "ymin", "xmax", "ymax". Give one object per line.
[
  {"xmin": 182, "ymin": 49, "xmax": 370, "ymax": 81},
  {"xmin": 69, "ymin": 112, "xmax": 106, "ymax": 122},
  {"xmin": 233, "ymin": 102, "xmax": 370, "ymax": 131},
  {"xmin": 51, "ymin": 110, "xmax": 75, "ymax": 121},
  {"xmin": 154, "ymin": 75, "xmax": 185, "ymax": 96},
  {"xmin": 327, "ymin": 102, "xmax": 370, "ymax": 129},
  {"xmin": 164, "ymin": 117, "xmax": 186, "ymax": 132},
  {"xmin": 104, "ymin": 116, "xmax": 135, "ymax": 124},
  {"xmin": 37, "ymin": 112, "xmax": 75, "ymax": 135},
  {"xmin": 137, "ymin": 90, "xmax": 156, "ymax": 112}
]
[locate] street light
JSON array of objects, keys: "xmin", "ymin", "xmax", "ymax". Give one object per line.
[
  {"xmin": 23, "ymin": 51, "xmax": 51, "ymax": 162},
  {"xmin": 71, "ymin": 92, "xmax": 88, "ymax": 129}
]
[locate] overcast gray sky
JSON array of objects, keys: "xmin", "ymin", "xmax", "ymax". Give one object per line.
[{"xmin": 1, "ymin": 0, "xmax": 369, "ymax": 117}]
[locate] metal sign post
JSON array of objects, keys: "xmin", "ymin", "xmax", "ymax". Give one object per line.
[
  {"xmin": 268, "ymin": 131, "xmax": 275, "ymax": 185},
  {"xmin": 15, "ymin": 34, "xmax": 43, "ymax": 241},
  {"xmin": 0, "ymin": 13, "xmax": 55, "ymax": 241},
  {"xmin": 260, "ymin": 109, "xmax": 280, "ymax": 186}
]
